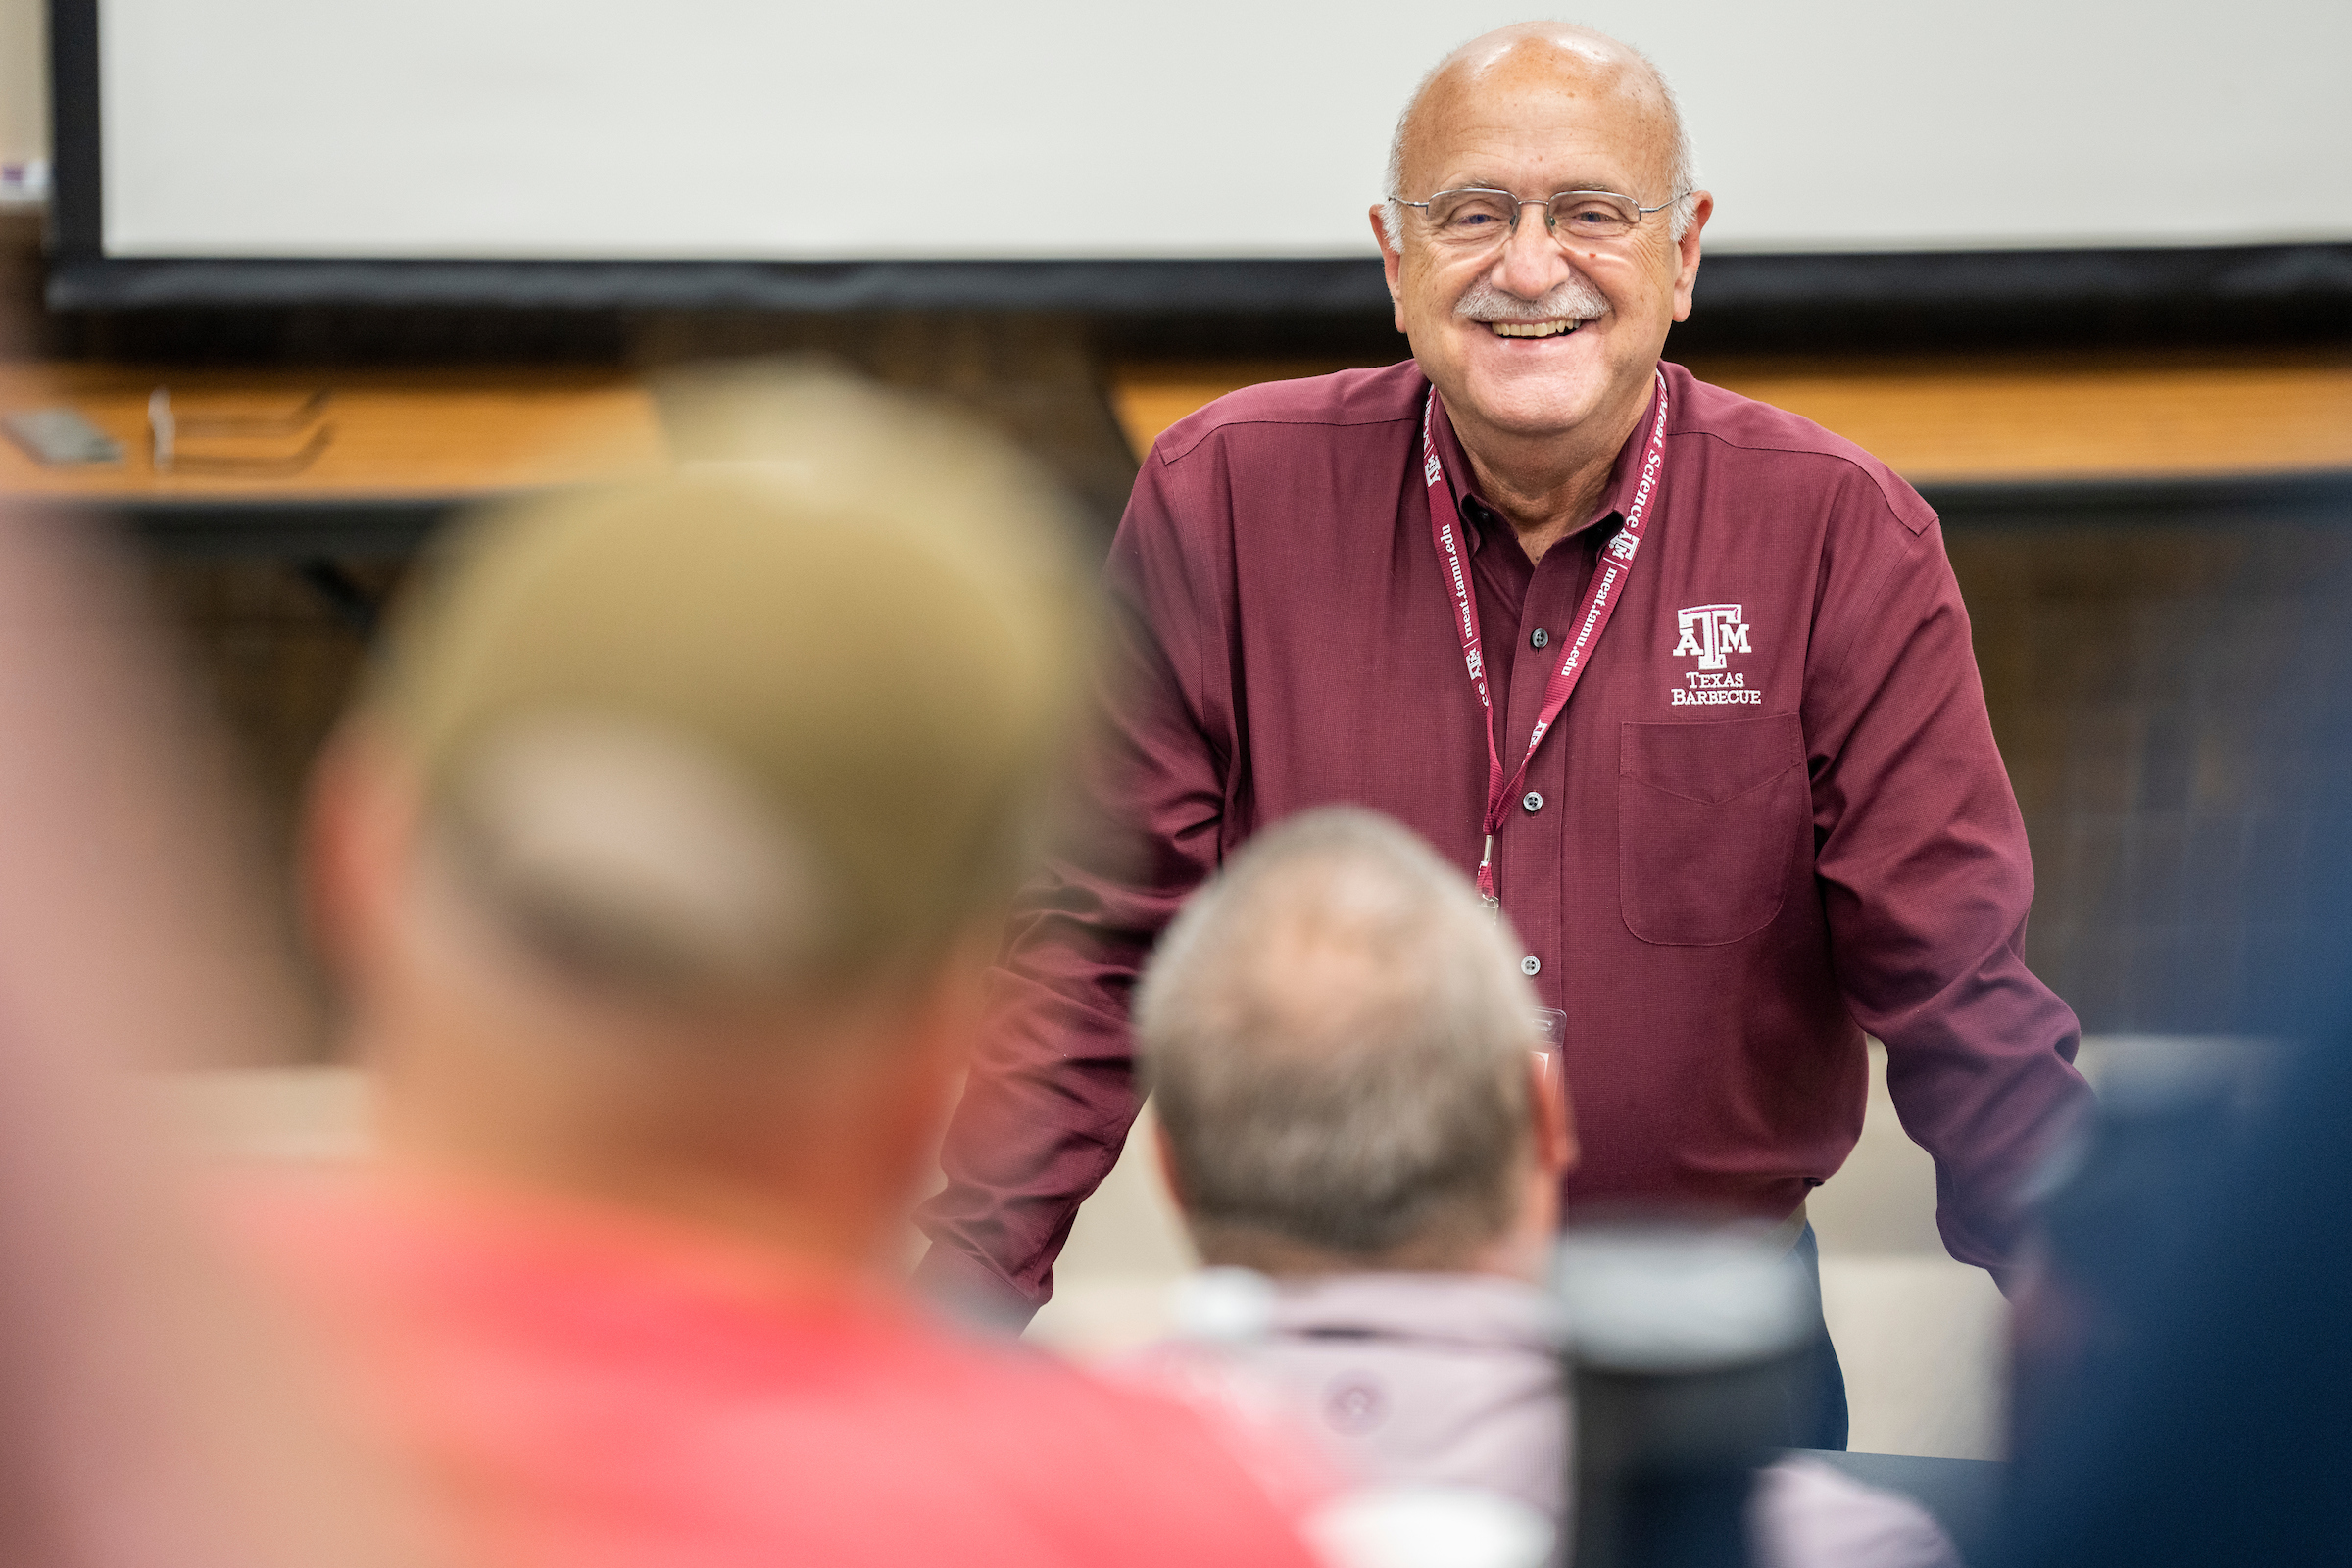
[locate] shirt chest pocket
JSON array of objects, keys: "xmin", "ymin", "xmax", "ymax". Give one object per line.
[{"xmin": 1618, "ymin": 714, "xmax": 1808, "ymax": 946}]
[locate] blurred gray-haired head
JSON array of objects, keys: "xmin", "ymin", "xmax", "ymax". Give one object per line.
[{"xmin": 1135, "ymin": 808, "xmax": 1542, "ymax": 1269}]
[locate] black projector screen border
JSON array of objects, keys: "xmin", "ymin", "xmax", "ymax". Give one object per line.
[{"xmin": 44, "ymin": 0, "xmax": 2352, "ymax": 319}]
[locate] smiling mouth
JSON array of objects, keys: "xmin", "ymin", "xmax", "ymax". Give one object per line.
[{"xmin": 1484, "ymin": 318, "xmax": 1586, "ymax": 339}]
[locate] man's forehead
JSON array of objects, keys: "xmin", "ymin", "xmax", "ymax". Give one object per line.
[
  {"xmin": 1410, "ymin": 94, "xmax": 1666, "ymax": 189},
  {"xmin": 1403, "ymin": 38, "xmax": 1673, "ymax": 189}
]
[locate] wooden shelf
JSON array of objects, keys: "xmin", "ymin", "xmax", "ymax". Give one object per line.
[
  {"xmin": 1110, "ymin": 354, "xmax": 2352, "ymax": 486},
  {"xmin": 0, "ymin": 365, "xmax": 669, "ymax": 503}
]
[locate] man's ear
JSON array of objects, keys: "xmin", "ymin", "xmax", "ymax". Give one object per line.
[
  {"xmin": 301, "ymin": 722, "xmax": 417, "ymax": 996},
  {"xmin": 1369, "ymin": 206, "xmax": 1407, "ymax": 335},
  {"xmin": 1669, "ymin": 191, "xmax": 1713, "ymax": 323},
  {"xmin": 1151, "ymin": 1114, "xmax": 1191, "ymax": 1211},
  {"xmin": 1531, "ymin": 1053, "xmax": 1579, "ymax": 1177}
]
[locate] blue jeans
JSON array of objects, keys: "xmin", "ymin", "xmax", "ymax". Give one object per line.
[{"xmin": 1789, "ymin": 1221, "xmax": 1851, "ymax": 1450}]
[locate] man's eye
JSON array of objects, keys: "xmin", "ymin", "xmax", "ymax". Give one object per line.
[{"xmin": 1441, "ymin": 201, "xmax": 1514, "ymax": 231}]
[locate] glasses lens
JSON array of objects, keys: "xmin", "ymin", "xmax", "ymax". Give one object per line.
[
  {"xmin": 1547, "ymin": 191, "xmax": 1641, "ymax": 239},
  {"xmin": 1423, "ymin": 190, "xmax": 1519, "ymax": 245}
]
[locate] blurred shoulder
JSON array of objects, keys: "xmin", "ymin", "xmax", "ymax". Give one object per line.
[
  {"xmin": 1151, "ymin": 361, "xmax": 1427, "ymax": 467},
  {"xmin": 927, "ymin": 1328, "xmax": 1325, "ymax": 1563}
]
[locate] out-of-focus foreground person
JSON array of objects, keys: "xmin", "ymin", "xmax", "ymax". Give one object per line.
[
  {"xmin": 1993, "ymin": 750, "xmax": 2352, "ymax": 1568},
  {"xmin": 0, "ymin": 509, "xmax": 440, "ymax": 1568},
  {"xmin": 1997, "ymin": 1021, "xmax": 2352, "ymax": 1567},
  {"xmin": 1132, "ymin": 808, "xmax": 1959, "ymax": 1568},
  {"xmin": 247, "ymin": 371, "xmax": 1321, "ymax": 1568}
]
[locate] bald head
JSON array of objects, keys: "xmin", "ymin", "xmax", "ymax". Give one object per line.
[{"xmin": 1384, "ymin": 23, "xmax": 1697, "ymax": 245}]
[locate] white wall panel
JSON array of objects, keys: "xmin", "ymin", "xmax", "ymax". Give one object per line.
[{"xmin": 97, "ymin": 0, "xmax": 2352, "ymax": 260}]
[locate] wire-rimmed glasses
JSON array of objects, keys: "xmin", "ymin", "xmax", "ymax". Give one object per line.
[{"xmin": 1391, "ymin": 187, "xmax": 1688, "ymax": 251}]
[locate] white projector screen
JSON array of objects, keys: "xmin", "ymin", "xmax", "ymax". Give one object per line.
[{"xmin": 96, "ymin": 0, "xmax": 2352, "ymax": 261}]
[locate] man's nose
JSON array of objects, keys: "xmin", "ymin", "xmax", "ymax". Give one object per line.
[{"xmin": 1494, "ymin": 205, "xmax": 1570, "ymax": 299}]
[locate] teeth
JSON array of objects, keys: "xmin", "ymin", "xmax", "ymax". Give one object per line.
[{"xmin": 1489, "ymin": 319, "xmax": 1582, "ymax": 338}]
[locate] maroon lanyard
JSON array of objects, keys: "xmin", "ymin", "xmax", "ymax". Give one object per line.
[{"xmin": 1423, "ymin": 368, "xmax": 1671, "ymax": 908}]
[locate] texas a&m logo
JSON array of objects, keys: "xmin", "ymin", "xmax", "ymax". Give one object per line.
[
  {"xmin": 1669, "ymin": 604, "xmax": 1761, "ymax": 706},
  {"xmin": 1673, "ymin": 604, "xmax": 1750, "ymax": 670}
]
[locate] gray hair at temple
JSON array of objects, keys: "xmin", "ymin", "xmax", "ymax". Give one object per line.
[
  {"xmin": 1135, "ymin": 808, "xmax": 1542, "ymax": 1268},
  {"xmin": 1381, "ymin": 23, "xmax": 1701, "ymax": 249}
]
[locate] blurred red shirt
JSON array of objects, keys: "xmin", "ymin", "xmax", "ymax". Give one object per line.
[{"xmin": 231, "ymin": 1170, "xmax": 1321, "ymax": 1568}]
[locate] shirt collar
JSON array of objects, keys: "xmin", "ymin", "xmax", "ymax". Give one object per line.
[
  {"xmin": 1426, "ymin": 369, "xmax": 1665, "ymax": 555},
  {"xmin": 1263, "ymin": 1270, "xmax": 1567, "ymax": 1353},
  {"xmin": 1426, "ymin": 389, "xmax": 1498, "ymax": 555}
]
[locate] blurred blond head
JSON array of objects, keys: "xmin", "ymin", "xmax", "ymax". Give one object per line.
[{"xmin": 307, "ymin": 365, "xmax": 1094, "ymax": 1266}]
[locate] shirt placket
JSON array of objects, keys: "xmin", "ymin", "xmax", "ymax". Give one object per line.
[{"xmin": 1495, "ymin": 534, "xmax": 1593, "ymax": 1006}]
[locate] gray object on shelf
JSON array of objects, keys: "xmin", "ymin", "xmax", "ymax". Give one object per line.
[{"xmin": 5, "ymin": 406, "xmax": 123, "ymax": 466}]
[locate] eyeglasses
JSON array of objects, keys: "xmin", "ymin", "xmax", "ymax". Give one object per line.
[{"xmin": 1391, "ymin": 187, "xmax": 1689, "ymax": 251}]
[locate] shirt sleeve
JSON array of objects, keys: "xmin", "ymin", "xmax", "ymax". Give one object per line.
[
  {"xmin": 916, "ymin": 449, "xmax": 1232, "ymax": 1318},
  {"xmin": 1803, "ymin": 473, "xmax": 2095, "ymax": 1274}
]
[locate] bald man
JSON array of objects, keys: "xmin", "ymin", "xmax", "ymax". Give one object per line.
[{"xmin": 921, "ymin": 24, "xmax": 2092, "ymax": 1446}]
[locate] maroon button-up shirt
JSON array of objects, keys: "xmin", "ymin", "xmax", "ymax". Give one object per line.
[{"xmin": 921, "ymin": 360, "xmax": 2090, "ymax": 1313}]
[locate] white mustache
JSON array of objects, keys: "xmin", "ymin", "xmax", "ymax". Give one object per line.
[{"xmin": 1455, "ymin": 276, "xmax": 1609, "ymax": 322}]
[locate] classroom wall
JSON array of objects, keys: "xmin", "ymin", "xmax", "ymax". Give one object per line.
[{"xmin": 1961, "ymin": 516, "xmax": 2352, "ymax": 1033}]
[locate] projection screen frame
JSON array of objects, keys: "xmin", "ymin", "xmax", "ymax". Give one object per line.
[{"xmin": 42, "ymin": 0, "xmax": 2352, "ymax": 317}]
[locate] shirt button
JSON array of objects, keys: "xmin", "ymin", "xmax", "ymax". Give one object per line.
[
  {"xmin": 1521, "ymin": 956, "xmax": 1542, "ymax": 976},
  {"xmin": 1530, "ymin": 628, "xmax": 1549, "ymax": 649},
  {"xmin": 1522, "ymin": 791, "xmax": 1544, "ymax": 813}
]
